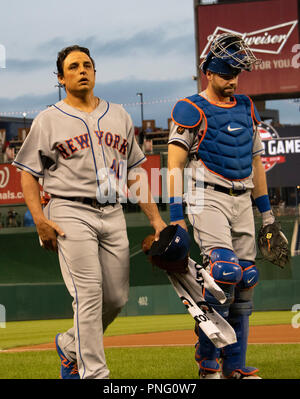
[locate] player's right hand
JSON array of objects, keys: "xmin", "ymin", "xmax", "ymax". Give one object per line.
[{"xmin": 36, "ymin": 218, "xmax": 65, "ymax": 253}]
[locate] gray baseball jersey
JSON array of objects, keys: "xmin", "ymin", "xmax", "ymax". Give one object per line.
[
  {"xmin": 13, "ymin": 99, "xmax": 145, "ymax": 199},
  {"xmin": 13, "ymin": 99, "xmax": 145, "ymax": 379}
]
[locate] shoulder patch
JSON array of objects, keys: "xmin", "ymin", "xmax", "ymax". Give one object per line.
[
  {"xmin": 176, "ymin": 126, "xmax": 185, "ymax": 134},
  {"xmin": 171, "ymin": 99, "xmax": 203, "ymax": 129}
]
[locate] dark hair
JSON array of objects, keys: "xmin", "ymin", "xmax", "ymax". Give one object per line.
[{"xmin": 56, "ymin": 45, "xmax": 96, "ymax": 77}]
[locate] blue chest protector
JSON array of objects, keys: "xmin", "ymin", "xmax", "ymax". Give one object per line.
[{"xmin": 172, "ymin": 94, "xmax": 259, "ymax": 180}]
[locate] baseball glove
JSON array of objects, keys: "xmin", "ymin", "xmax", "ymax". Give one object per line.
[
  {"xmin": 141, "ymin": 225, "xmax": 191, "ymax": 274},
  {"xmin": 257, "ymin": 221, "xmax": 290, "ymax": 268}
]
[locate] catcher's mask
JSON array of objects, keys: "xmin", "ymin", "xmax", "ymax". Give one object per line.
[
  {"xmin": 148, "ymin": 225, "xmax": 191, "ymax": 261},
  {"xmin": 201, "ymin": 33, "xmax": 261, "ymax": 75}
]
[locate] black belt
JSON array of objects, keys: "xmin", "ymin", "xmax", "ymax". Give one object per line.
[
  {"xmin": 204, "ymin": 183, "xmax": 247, "ymax": 197},
  {"xmin": 52, "ymin": 195, "xmax": 116, "ymax": 209}
]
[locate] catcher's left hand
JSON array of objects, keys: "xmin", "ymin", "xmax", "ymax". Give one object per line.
[{"xmin": 257, "ymin": 221, "xmax": 290, "ymax": 268}]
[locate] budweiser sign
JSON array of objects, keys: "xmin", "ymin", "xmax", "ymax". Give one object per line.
[
  {"xmin": 196, "ymin": 0, "xmax": 300, "ymax": 97},
  {"xmin": 200, "ymin": 20, "xmax": 298, "ymax": 59}
]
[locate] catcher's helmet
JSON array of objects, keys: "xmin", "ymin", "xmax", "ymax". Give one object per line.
[
  {"xmin": 201, "ymin": 33, "xmax": 261, "ymax": 75},
  {"xmin": 148, "ymin": 224, "xmax": 191, "ymax": 261}
]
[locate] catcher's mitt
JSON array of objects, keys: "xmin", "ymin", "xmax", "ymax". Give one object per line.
[
  {"xmin": 257, "ymin": 221, "xmax": 290, "ymax": 268},
  {"xmin": 141, "ymin": 225, "xmax": 191, "ymax": 274}
]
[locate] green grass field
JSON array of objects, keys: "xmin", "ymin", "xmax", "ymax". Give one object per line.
[
  {"xmin": 0, "ymin": 311, "xmax": 299, "ymax": 379},
  {"xmin": 1, "ymin": 344, "xmax": 299, "ymax": 380}
]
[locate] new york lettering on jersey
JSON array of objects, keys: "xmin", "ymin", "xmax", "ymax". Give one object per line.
[{"xmin": 57, "ymin": 131, "xmax": 128, "ymax": 159}]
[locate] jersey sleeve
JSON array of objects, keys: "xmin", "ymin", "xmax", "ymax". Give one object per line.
[
  {"xmin": 12, "ymin": 114, "xmax": 55, "ymax": 178},
  {"xmin": 168, "ymin": 120, "xmax": 194, "ymax": 151},
  {"xmin": 246, "ymin": 96, "xmax": 264, "ymax": 157},
  {"xmin": 252, "ymin": 125, "xmax": 264, "ymax": 157},
  {"xmin": 126, "ymin": 113, "xmax": 146, "ymax": 170},
  {"xmin": 251, "ymin": 100, "xmax": 261, "ymax": 125}
]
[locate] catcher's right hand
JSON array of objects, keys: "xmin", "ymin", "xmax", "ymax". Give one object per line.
[
  {"xmin": 141, "ymin": 225, "xmax": 191, "ymax": 274},
  {"xmin": 257, "ymin": 221, "xmax": 289, "ymax": 268}
]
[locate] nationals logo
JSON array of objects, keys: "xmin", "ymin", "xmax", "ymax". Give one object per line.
[
  {"xmin": 258, "ymin": 122, "xmax": 283, "ymax": 172},
  {"xmin": 0, "ymin": 164, "xmax": 25, "ymax": 205},
  {"xmin": 200, "ymin": 20, "xmax": 298, "ymax": 59},
  {"xmin": 0, "ymin": 166, "xmax": 9, "ymax": 188}
]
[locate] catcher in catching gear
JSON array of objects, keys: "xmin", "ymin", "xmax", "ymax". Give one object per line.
[
  {"xmin": 257, "ymin": 220, "xmax": 289, "ymax": 268},
  {"xmin": 167, "ymin": 33, "xmax": 289, "ymax": 379}
]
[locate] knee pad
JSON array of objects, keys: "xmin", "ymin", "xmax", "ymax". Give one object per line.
[
  {"xmin": 203, "ymin": 249, "xmax": 242, "ymax": 316},
  {"xmin": 238, "ymin": 260, "xmax": 259, "ymax": 290},
  {"xmin": 209, "ymin": 248, "xmax": 243, "ymax": 285}
]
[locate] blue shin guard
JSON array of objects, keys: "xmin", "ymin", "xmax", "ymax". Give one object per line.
[
  {"xmin": 222, "ymin": 301, "xmax": 258, "ymax": 378},
  {"xmin": 195, "ymin": 248, "xmax": 242, "ymax": 375},
  {"xmin": 195, "ymin": 286, "xmax": 233, "ymax": 374},
  {"xmin": 195, "ymin": 331, "xmax": 222, "ymax": 373}
]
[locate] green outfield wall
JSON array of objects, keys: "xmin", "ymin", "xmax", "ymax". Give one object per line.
[{"xmin": 0, "ymin": 212, "xmax": 299, "ymax": 321}]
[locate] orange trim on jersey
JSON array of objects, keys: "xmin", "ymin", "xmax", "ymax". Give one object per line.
[
  {"xmin": 246, "ymin": 95, "xmax": 260, "ymax": 135},
  {"xmin": 198, "ymin": 93, "xmax": 237, "ymax": 108},
  {"xmin": 197, "ymin": 157, "xmax": 251, "ymax": 182},
  {"xmin": 171, "ymin": 98, "xmax": 204, "ymax": 128},
  {"xmin": 246, "ymin": 96, "xmax": 260, "ymax": 125},
  {"xmin": 196, "ymin": 111, "xmax": 208, "ymax": 152}
]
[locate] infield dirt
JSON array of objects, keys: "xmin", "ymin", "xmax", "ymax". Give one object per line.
[{"xmin": 3, "ymin": 324, "xmax": 299, "ymax": 353}]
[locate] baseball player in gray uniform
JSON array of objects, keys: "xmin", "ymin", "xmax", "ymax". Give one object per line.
[
  {"xmin": 13, "ymin": 45, "xmax": 166, "ymax": 379},
  {"xmin": 167, "ymin": 34, "xmax": 276, "ymax": 379}
]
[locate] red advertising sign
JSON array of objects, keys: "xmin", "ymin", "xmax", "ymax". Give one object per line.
[
  {"xmin": 141, "ymin": 154, "xmax": 162, "ymax": 198},
  {"xmin": 196, "ymin": 0, "xmax": 300, "ymax": 98},
  {"xmin": 0, "ymin": 163, "xmax": 25, "ymax": 205},
  {"xmin": 0, "ymin": 155, "xmax": 162, "ymax": 206}
]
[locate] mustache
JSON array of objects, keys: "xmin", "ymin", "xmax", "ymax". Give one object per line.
[
  {"xmin": 224, "ymin": 85, "xmax": 236, "ymax": 91},
  {"xmin": 225, "ymin": 84, "xmax": 236, "ymax": 89}
]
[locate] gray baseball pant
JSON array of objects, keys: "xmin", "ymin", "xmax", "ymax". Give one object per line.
[{"xmin": 45, "ymin": 198, "xmax": 129, "ymax": 379}]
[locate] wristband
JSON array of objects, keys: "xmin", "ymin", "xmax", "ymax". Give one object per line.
[
  {"xmin": 170, "ymin": 196, "xmax": 184, "ymax": 222},
  {"xmin": 254, "ymin": 195, "xmax": 271, "ymax": 213}
]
